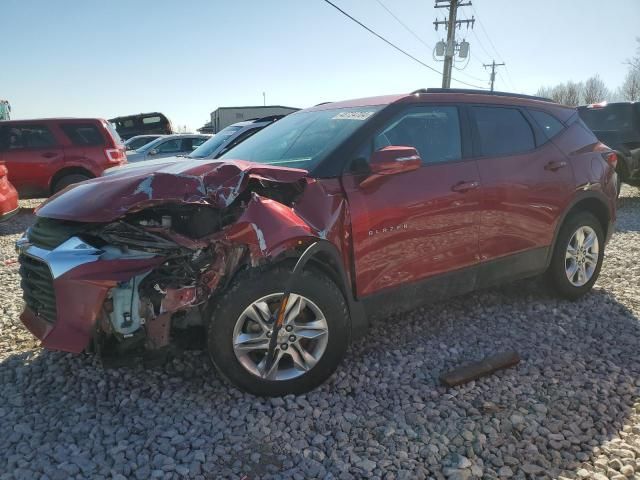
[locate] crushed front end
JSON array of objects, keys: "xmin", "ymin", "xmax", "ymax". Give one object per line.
[{"xmin": 16, "ymin": 160, "xmax": 348, "ymax": 360}]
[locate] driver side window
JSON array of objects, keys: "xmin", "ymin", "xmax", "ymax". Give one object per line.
[{"xmin": 374, "ymin": 106, "xmax": 462, "ymax": 165}]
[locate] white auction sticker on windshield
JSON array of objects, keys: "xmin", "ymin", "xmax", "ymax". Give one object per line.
[{"xmin": 332, "ymin": 111, "xmax": 376, "ymax": 121}]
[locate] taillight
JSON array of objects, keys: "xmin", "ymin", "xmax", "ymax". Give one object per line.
[
  {"xmin": 0, "ymin": 164, "xmax": 7, "ymax": 177},
  {"xmin": 602, "ymin": 151, "xmax": 617, "ymax": 169},
  {"xmin": 105, "ymin": 148, "xmax": 126, "ymax": 164}
]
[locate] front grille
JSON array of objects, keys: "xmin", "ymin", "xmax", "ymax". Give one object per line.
[
  {"xmin": 29, "ymin": 217, "xmax": 92, "ymax": 250},
  {"xmin": 19, "ymin": 255, "xmax": 57, "ymax": 322}
]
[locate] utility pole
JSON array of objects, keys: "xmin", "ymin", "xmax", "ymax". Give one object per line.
[
  {"xmin": 483, "ymin": 60, "xmax": 505, "ymax": 91},
  {"xmin": 434, "ymin": 0, "xmax": 474, "ymax": 89}
]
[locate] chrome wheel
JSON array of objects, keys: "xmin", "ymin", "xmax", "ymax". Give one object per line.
[
  {"xmin": 565, "ymin": 225, "xmax": 599, "ymax": 287},
  {"xmin": 232, "ymin": 293, "xmax": 329, "ymax": 381}
]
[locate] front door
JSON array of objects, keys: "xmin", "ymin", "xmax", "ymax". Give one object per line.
[
  {"xmin": 0, "ymin": 123, "xmax": 63, "ymax": 196},
  {"xmin": 342, "ymin": 105, "xmax": 482, "ymax": 298}
]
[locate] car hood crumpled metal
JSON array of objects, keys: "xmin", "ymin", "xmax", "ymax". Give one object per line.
[{"xmin": 36, "ymin": 159, "xmax": 309, "ymax": 222}]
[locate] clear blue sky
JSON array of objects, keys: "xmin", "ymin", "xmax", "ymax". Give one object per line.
[{"xmin": 2, "ymin": 0, "xmax": 639, "ymax": 131}]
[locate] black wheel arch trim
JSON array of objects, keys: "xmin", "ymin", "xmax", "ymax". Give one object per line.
[
  {"xmin": 294, "ymin": 240, "xmax": 368, "ymax": 341},
  {"xmin": 545, "ymin": 190, "xmax": 613, "ymax": 269}
]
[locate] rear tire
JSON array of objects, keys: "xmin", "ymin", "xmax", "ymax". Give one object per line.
[
  {"xmin": 52, "ymin": 173, "xmax": 92, "ymax": 194},
  {"xmin": 207, "ymin": 265, "xmax": 350, "ymax": 396},
  {"xmin": 547, "ymin": 211, "xmax": 605, "ymax": 300}
]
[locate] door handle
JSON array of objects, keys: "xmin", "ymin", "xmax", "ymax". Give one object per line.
[
  {"xmin": 451, "ymin": 181, "xmax": 480, "ymax": 193},
  {"xmin": 544, "ymin": 160, "xmax": 567, "ymax": 171},
  {"xmin": 41, "ymin": 152, "xmax": 57, "ymax": 159}
]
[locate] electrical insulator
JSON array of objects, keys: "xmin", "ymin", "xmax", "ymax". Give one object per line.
[
  {"xmin": 458, "ymin": 40, "xmax": 469, "ymax": 58},
  {"xmin": 435, "ymin": 41, "xmax": 446, "ymax": 57}
]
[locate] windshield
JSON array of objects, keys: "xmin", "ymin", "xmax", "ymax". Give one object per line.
[
  {"xmin": 220, "ymin": 106, "xmax": 383, "ymax": 169},
  {"xmin": 189, "ymin": 125, "xmax": 242, "ymax": 158}
]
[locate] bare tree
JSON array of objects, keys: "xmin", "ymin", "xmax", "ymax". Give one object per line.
[
  {"xmin": 619, "ymin": 69, "xmax": 640, "ymax": 101},
  {"xmin": 564, "ymin": 81, "xmax": 583, "ymax": 106},
  {"xmin": 549, "ymin": 84, "xmax": 568, "ymax": 104},
  {"xmin": 535, "ymin": 86, "xmax": 553, "ymax": 99},
  {"xmin": 626, "ymin": 37, "xmax": 640, "ymax": 71},
  {"xmin": 583, "ymin": 75, "xmax": 609, "ymax": 104}
]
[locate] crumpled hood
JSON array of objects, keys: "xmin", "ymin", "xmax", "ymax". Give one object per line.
[{"xmin": 37, "ymin": 159, "xmax": 308, "ymax": 222}]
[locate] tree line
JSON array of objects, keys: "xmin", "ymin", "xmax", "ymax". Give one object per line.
[{"xmin": 536, "ymin": 39, "xmax": 640, "ymax": 105}]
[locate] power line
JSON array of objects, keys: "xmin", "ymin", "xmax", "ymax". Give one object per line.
[
  {"xmin": 470, "ymin": 4, "xmax": 503, "ymax": 61},
  {"xmin": 374, "ymin": 0, "xmax": 432, "ymax": 50},
  {"xmin": 469, "ymin": 3, "xmax": 518, "ymax": 91},
  {"xmin": 321, "ymin": 0, "xmax": 486, "ymax": 89}
]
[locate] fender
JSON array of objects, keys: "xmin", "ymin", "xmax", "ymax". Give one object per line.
[{"xmin": 224, "ymin": 193, "xmax": 368, "ymax": 340}]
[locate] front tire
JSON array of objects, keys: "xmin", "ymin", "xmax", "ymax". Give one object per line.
[
  {"xmin": 207, "ymin": 265, "xmax": 350, "ymax": 396},
  {"xmin": 547, "ymin": 211, "xmax": 605, "ymax": 300}
]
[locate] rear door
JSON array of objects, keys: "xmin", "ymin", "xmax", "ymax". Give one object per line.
[
  {"xmin": 470, "ymin": 105, "xmax": 574, "ymax": 269},
  {"xmin": 0, "ymin": 123, "xmax": 64, "ymax": 196},
  {"xmin": 342, "ymin": 104, "xmax": 481, "ymax": 297},
  {"xmin": 59, "ymin": 122, "xmax": 107, "ymax": 173}
]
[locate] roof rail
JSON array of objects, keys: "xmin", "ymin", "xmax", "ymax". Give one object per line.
[
  {"xmin": 314, "ymin": 101, "xmax": 333, "ymax": 106},
  {"xmin": 423, "ymin": 88, "xmax": 555, "ymax": 103},
  {"xmin": 410, "ymin": 88, "xmax": 428, "ymax": 94}
]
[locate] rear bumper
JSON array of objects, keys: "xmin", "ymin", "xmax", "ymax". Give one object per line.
[
  {"xmin": 0, "ymin": 176, "xmax": 19, "ymax": 221},
  {"xmin": 0, "ymin": 206, "xmax": 19, "ymax": 222}
]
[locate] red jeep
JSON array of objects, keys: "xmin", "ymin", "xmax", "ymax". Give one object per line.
[
  {"xmin": 0, "ymin": 118, "xmax": 126, "ymax": 198},
  {"xmin": 17, "ymin": 90, "xmax": 617, "ymax": 396}
]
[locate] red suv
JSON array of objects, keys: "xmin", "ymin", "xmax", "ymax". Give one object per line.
[
  {"xmin": 16, "ymin": 90, "xmax": 617, "ymax": 396},
  {"xmin": 0, "ymin": 118, "xmax": 126, "ymax": 198}
]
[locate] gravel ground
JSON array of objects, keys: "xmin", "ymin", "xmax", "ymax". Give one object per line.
[{"xmin": 1, "ymin": 187, "xmax": 639, "ymax": 480}]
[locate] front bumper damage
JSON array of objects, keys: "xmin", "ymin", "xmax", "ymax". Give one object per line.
[{"xmin": 16, "ymin": 160, "xmax": 356, "ymax": 356}]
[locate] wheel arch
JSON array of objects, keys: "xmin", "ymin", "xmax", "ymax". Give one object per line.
[
  {"xmin": 50, "ymin": 166, "xmax": 95, "ymax": 194},
  {"xmin": 546, "ymin": 192, "xmax": 612, "ymax": 268}
]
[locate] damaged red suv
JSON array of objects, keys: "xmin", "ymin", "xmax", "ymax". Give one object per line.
[{"xmin": 17, "ymin": 89, "xmax": 617, "ymax": 396}]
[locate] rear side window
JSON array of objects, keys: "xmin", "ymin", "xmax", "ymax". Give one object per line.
[
  {"xmin": 473, "ymin": 107, "xmax": 534, "ymax": 156},
  {"xmin": 61, "ymin": 123, "xmax": 105, "ymax": 146},
  {"xmin": 528, "ymin": 110, "xmax": 564, "ymax": 139},
  {"xmin": 143, "ymin": 116, "xmax": 162, "ymax": 124},
  {"xmin": 0, "ymin": 124, "xmax": 57, "ymax": 150}
]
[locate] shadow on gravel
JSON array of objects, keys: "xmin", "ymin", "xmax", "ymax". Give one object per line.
[
  {"xmin": 0, "ymin": 210, "xmax": 35, "ymax": 236},
  {"xmin": 616, "ymin": 195, "xmax": 640, "ymax": 233},
  {"xmin": 1, "ymin": 278, "xmax": 639, "ymax": 478}
]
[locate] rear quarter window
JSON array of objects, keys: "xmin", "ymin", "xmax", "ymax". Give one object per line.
[
  {"xmin": 528, "ymin": 110, "xmax": 565, "ymax": 139},
  {"xmin": 143, "ymin": 116, "xmax": 162, "ymax": 124},
  {"xmin": 61, "ymin": 123, "xmax": 105, "ymax": 146}
]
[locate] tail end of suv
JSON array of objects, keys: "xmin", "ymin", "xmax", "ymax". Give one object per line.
[{"xmin": 0, "ymin": 118, "xmax": 127, "ymax": 198}]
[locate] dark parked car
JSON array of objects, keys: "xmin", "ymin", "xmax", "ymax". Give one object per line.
[
  {"xmin": 578, "ymin": 102, "xmax": 640, "ymax": 190},
  {"xmin": 109, "ymin": 112, "xmax": 172, "ymax": 140},
  {"xmin": 105, "ymin": 116, "xmax": 284, "ymax": 175},
  {"xmin": 0, "ymin": 118, "xmax": 126, "ymax": 197},
  {"xmin": 17, "ymin": 89, "xmax": 617, "ymax": 396}
]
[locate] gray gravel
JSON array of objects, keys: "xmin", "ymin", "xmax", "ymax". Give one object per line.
[{"xmin": 1, "ymin": 187, "xmax": 639, "ymax": 480}]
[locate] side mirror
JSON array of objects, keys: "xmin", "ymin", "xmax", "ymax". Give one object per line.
[
  {"xmin": 369, "ymin": 145, "xmax": 421, "ymax": 176},
  {"xmin": 149, "ymin": 148, "xmax": 159, "ymax": 156}
]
